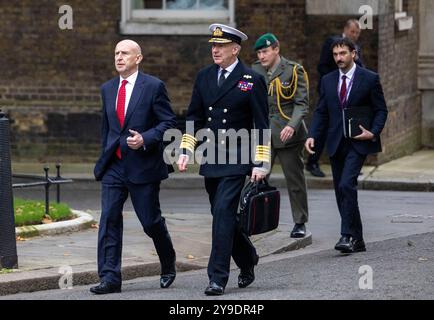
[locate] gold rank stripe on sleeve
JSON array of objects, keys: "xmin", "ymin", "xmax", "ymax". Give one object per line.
[
  {"xmin": 255, "ymin": 145, "xmax": 271, "ymax": 163},
  {"xmin": 180, "ymin": 134, "xmax": 198, "ymax": 153}
]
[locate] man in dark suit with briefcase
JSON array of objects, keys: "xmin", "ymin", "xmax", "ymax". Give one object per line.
[
  {"xmin": 307, "ymin": 19, "xmax": 365, "ymax": 178},
  {"xmin": 177, "ymin": 24, "xmax": 270, "ymax": 296},
  {"xmin": 306, "ymin": 37, "xmax": 388, "ymax": 254},
  {"xmin": 91, "ymin": 40, "xmax": 177, "ymax": 294}
]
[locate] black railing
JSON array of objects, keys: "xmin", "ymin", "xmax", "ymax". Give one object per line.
[{"xmin": 12, "ymin": 164, "xmax": 73, "ymax": 216}]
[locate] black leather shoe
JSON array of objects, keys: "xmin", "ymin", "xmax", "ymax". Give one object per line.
[
  {"xmin": 160, "ymin": 261, "xmax": 176, "ymax": 288},
  {"xmin": 306, "ymin": 163, "xmax": 326, "ymax": 178},
  {"xmin": 204, "ymin": 282, "xmax": 225, "ymax": 296},
  {"xmin": 352, "ymin": 239, "xmax": 366, "ymax": 252},
  {"xmin": 238, "ymin": 254, "xmax": 259, "ymax": 288},
  {"xmin": 160, "ymin": 273, "xmax": 176, "ymax": 288},
  {"xmin": 290, "ymin": 223, "xmax": 306, "ymax": 238},
  {"xmin": 89, "ymin": 282, "xmax": 121, "ymax": 295},
  {"xmin": 238, "ymin": 267, "xmax": 255, "ymax": 288},
  {"xmin": 334, "ymin": 236, "xmax": 353, "ymax": 253}
]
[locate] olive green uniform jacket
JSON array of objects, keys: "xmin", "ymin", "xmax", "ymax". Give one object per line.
[
  {"xmin": 252, "ymin": 56, "xmax": 310, "ymax": 224},
  {"xmin": 252, "ymin": 56, "xmax": 309, "ymax": 149}
]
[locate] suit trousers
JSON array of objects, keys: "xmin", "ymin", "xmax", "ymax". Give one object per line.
[
  {"xmin": 204, "ymin": 175, "xmax": 258, "ymax": 287},
  {"xmin": 329, "ymin": 138, "xmax": 367, "ymax": 240},
  {"xmin": 98, "ymin": 157, "xmax": 175, "ymax": 285},
  {"xmin": 271, "ymin": 142, "xmax": 309, "ymax": 224}
]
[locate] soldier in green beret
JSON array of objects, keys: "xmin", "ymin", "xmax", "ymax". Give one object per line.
[{"xmin": 252, "ymin": 33, "xmax": 309, "ymax": 238}]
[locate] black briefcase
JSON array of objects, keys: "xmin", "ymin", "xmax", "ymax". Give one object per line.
[{"xmin": 237, "ymin": 179, "xmax": 280, "ymax": 236}]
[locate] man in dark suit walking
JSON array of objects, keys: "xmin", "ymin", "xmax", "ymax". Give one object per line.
[
  {"xmin": 305, "ymin": 37, "xmax": 388, "ymax": 254},
  {"xmin": 177, "ymin": 24, "xmax": 270, "ymax": 296},
  {"xmin": 91, "ymin": 40, "xmax": 177, "ymax": 294},
  {"xmin": 306, "ymin": 19, "xmax": 365, "ymax": 178}
]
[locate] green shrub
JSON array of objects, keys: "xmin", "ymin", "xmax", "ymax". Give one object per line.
[{"xmin": 14, "ymin": 198, "xmax": 73, "ymax": 227}]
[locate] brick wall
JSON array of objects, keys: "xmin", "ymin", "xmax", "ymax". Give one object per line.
[
  {"xmin": 1, "ymin": 0, "xmax": 308, "ymax": 161},
  {"xmin": 305, "ymin": 15, "xmax": 379, "ymax": 106},
  {"xmin": 0, "ymin": 0, "xmax": 422, "ymax": 164},
  {"xmin": 304, "ymin": 14, "xmax": 379, "ymax": 165},
  {"xmin": 376, "ymin": 0, "xmax": 421, "ymax": 163},
  {"xmin": 237, "ymin": 0, "xmax": 307, "ymax": 64},
  {"xmin": 304, "ymin": 0, "xmax": 421, "ymax": 165},
  {"xmin": 1, "ymin": 0, "xmax": 120, "ymax": 161}
]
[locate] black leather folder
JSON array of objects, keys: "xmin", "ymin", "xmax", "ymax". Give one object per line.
[{"xmin": 343, "ymin": 106, "xmax": 374, "ymax": 138}]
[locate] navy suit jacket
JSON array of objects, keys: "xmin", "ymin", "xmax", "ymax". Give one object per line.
[
  {"xmin": 309, "ymin": 65, "xmax": 388, "ymax": 157},
  {"xmin": 94, "ymin": 72, "xmax": 177, "ymax": 184}
]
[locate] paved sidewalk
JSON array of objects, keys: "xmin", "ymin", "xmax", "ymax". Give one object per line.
[
  {"xmin": 2, "ymin": 149, "xmax": 432, "ymax": 296},
  {"xmin": 0, "ymin": 211, "xmax": 311, "ymax": 296},
  {"xmin": 11, "ymin": 150, "xmax": 434, "ymax": 191}
]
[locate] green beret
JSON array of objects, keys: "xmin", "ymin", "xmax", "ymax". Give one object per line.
[{"xmin": 254, "ymin": 33, "xmax": 279, "ymax": 51}]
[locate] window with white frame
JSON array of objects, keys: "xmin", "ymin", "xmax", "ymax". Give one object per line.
[
  {"xmin": 394, "ymin": 0, "xmax": 413, "ymax": 31},
  {"xmin": 395, "ymin": 0, "xmax": 403, "ymax": 11},
  {"xmin": 120, "ymin": 0, "xmax": 235, "ymax": 35},
  {"xmin": 395, "ymin": 0, "xmax": 405, "ymax": 17}
]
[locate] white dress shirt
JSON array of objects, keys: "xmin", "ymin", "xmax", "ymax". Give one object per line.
[
  {"xmin": 116, "ymin": 71, "xmax": 145, "ymax": 149},
  {"xmin": 116, "ymin": 71, "xmax": 139, "ymax": 115},
  {"xmin": 217, "ymin": 59, "xmax": 239, "ymax": 82},
  {"xmin": 338, "ymin": 62, "xmax": 357, "ymax": 101}
]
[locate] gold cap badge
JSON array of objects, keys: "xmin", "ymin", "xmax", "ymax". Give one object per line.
[{"xmin": 213, "ymin": 27, "xmax": 224, "ymax": 37}]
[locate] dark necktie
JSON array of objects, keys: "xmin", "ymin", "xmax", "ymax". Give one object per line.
[
  {"xmin": 339, "ymin": 75, "xmax": 347, "ymax": 107},
  {"xmin": 218, "ymin": 69, "xmax": 227, "ymax": 87},
  {"xmin": 116, "ymin": 79, "xmax": 128, "ymax": 159}
]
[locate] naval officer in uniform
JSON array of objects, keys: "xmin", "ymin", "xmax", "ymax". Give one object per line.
[
  {"xmin": 177, "ymin": 24, "xmax": 270, "ymax": 296},
  {"xmin": 252, "ymin": 33, "xmax": 310, "ymax": 239}
]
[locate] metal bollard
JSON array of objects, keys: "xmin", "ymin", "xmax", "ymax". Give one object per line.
[
  {"xmin": 0, "ymin": 110, "xmax": 18, "ymax": 269},
  {"xmin": 56, "ymin": 163, "xmax": 61, "ymax": 203},
  {"xmin": 44, "ymin": 166, "xmax": 50, "ymax": 217}
]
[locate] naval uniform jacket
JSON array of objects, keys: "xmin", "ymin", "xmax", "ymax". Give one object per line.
[{"xmin": 181, "ymin": 60, "xmax": 270, "ymax": 178}]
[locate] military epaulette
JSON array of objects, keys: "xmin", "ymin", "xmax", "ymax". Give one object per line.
[
  {"xmin": 180, "ymin": 134, "xmax": 197, "ymax": 153},
  {"xmin": 255, "ymin": 145, "xmax": 271, "ymax": 163}
]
